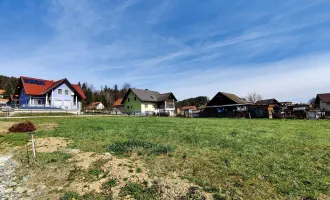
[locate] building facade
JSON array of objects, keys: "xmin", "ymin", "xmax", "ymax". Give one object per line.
[
  {"xmin": 122, "ymin": 88, "xmax": 177, "ymax": 116},
  {"xmin": 12, "ymin": 76, "xmax": 86, "ymax": 110}
]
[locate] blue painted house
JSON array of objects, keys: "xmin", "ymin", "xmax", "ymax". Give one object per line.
[{"xmin": 12, "ymin": 76, "xmax": 86, "ymax": 110}]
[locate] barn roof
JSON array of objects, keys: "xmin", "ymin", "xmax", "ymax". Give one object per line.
[
  {"xmin": 316, "ymin": 93, "xmax": 330, "ymax": 103},
  {"xmin": 256, "ymin": 98, "xmax": 280, "ymax": 105}
]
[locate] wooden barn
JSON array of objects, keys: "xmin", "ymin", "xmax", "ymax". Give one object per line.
[{"xmin": 200, "ymin": 92, "xmax": 250, "ymax": 118}]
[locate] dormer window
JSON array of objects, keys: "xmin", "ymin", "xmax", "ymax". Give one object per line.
[{"xmin": 58, "ymin": 89, "xmax": 62, "ymax": 95}]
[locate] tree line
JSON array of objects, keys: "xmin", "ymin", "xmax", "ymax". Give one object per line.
[
  {"xmin": 0, "ymin": 75, "xmax": 19, "ymax": 98},
  {"xmin": 175, "ymin": 96, "xmax": 209, "ymax": 109},
  {"xmin": 79, "ymin": 82, "xmax": 131, "ymax": 108}
]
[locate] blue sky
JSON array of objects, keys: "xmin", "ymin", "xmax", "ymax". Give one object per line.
[{"xmin": 0, "ymin": 0, "xmax": 330, "ymax": 102}]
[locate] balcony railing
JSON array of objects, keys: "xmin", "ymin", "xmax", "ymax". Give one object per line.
[{"xmin": 166, "ymin": 104, "xmax": 175, "ymax": 109}]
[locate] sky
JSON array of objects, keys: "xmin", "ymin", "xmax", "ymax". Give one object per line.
[{"xmin": 0, "ymin": 0, "xmax": 330, "ymax": 102}]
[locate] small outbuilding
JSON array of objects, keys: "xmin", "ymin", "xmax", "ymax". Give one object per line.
[
  {"xmin": 315, "ymin": 93, "xmax": 330, "ymax": 111},
  {"xmin": 181, "ymin": 106, "xmax": 197, "ymax": 117},
  {"xmin": 86, "ymin": 102, "xmax": 105, "ymax": 110}
]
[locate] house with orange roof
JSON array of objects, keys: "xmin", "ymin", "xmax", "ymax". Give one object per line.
[
  {"xmin": 12, "ymin": 76, "xmax": 86, "ymax": 110},
  {"xmin": 112, "ymin": 98, "xmax": 124, "ymax": 113},
  {"xmin": 0, "ymin": 89, "xmax": 9, "ymax": 107}
]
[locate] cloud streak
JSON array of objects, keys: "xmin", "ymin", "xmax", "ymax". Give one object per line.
[{"xmin": 0, "ymin": 0, "xmax": 329, "ymax": 102}]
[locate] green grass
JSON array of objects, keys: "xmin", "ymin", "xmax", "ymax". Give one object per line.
[
  {"xmin": 0, "ymin": 112, "xmax": 8, "ymax": 117},
  {"xmin": 1, "ymin": 117, "xmax": 329, "ymax": 199},
  {"xmin": 10, "ymin": 112, "xmax": 75, "ymax": 117},
  {"xmin": 120, "ymin": 182, "xmax": 161, "ymax": 200},
  {"xmin": 37, "ymin": 152, "xmax": 72, "ymax": 164}
]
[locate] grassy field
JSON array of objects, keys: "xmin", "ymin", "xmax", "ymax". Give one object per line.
[
  {"xmin": 9, "ymin": 112, "xmax": 75, "ymax": 117},
  {"xmin": 0, "ymin": 117, "xmax": 329, "ymax": 199}
]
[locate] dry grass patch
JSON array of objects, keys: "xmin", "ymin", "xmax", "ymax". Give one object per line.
[{"xmin": 36, "ymin": 123, "xmax": 59, "ymax": 131}]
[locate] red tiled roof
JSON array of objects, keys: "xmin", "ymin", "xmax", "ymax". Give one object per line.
[
  {"xmin": 86, "ymin": 102, "xmax": 103, "ymax": 109},
  {"xmin": 181, "ymin": 106, "xmax": 197, "ymax": 110},
  {"xmin": 20, "ymin": 76, "xmax": 86, "ymax": 99},
  {"xmin": 72, "ymin": 84, "xmax": 86, "ymax": 99},
  {"xmin": 0, "ymin": 99, "xmax": 9, "ymax": 103},
  {"xmin": 113, "ymin": 98, "xmax": 123, "ymax": 106}
]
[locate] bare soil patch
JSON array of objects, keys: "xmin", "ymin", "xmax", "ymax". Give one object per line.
[
  {"xmin": 7, "ymin": 136, "xmax": 209, "ymax": 199},
  {"xmin": 0, "ymin": 122, "xmax": 16, "ymax": 134},
  {"xmin": 0, "ymin": 122, "xmax": 59, "ymax": 134},
  {"xmin": 35, "ymin": 137, "xmax": 71, "ymax": 153},
  {"xmin": 68, "ymin": 152, "xmax": 203, "ymax": 199}
]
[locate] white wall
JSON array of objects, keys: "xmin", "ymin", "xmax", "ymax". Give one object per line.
[
  {"xmin": 141, "ymin": 102, "xmax": 156, "ymax": 112},
  {"xmin": 96, "ymin": 103, "xmax": 105, "ymax": 110}
]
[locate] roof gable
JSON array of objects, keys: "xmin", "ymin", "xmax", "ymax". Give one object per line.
[
  {"xmin": 181, "ymin": 106, "xmax": 197, "ymax": 110},
  {"xmin": 16, "ymin": 76, "xmax": 86, "ymax": 99},
  {"xmin": 316, "ymin": 93, "xmax": 330, "ymax": 103},
  {"xmin": 256, "ymin": 98, "xmax": 280, "ymax": 105},
  {"xmin": 122, "ymin": 88, "xmax": 177, "ymax": 103},
  {"xmin": 113, "ymin": 98, "xmax": 123, "ymax": 106},
  {"xmin": 207, "ymin": 92, "xmax": 248, "ymax": 106}
]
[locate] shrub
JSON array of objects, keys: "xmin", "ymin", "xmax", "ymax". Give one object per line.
[
  {"xmin": 108, "ymin": 139, "xmax": 174, "ymax": 156},
  {"xmin": 9, "ymin": 121, "xmax": 36, "ymax": 132},
  {"xmin": 180, "ymin": 187, "xmax": 206, "ymax": 200},
  {"xmin": 60, "ymin": 191, "xmax": 80, "ymax": 200}
]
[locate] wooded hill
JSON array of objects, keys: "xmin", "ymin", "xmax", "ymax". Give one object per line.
[{"xmin": 175, "ymin": 96, "xmax": 209, "ymax": 109}]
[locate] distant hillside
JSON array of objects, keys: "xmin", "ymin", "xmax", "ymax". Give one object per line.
[
  {"xmin": 0, "ymin": 75, "xmax": 19, "ymax": 98},
  {"xmin": 176, "ymin": 96, "xmax": 209, "ymax": 109}
]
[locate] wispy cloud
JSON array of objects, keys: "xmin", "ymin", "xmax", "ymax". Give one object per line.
[{"xmin": 0, "ymin": 0, "xmax": 329, "ymax": 102}]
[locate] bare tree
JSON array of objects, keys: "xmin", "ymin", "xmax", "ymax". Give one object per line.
[
  {"xmin": 308, "ymin": 97, "xmax": 316, "ymax": 105},
  {"xmin": 246, "ymin": 92, "xmax": 263, "ymax": 103}
]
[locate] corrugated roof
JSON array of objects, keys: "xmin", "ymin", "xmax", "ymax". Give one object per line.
[
  {"xmin": 317, "ymin": 93, "xmax": 330, "ymax": 103},
  {"xmin": 113, "ymin": 98, "xmax": 123, "ymax": 106}
]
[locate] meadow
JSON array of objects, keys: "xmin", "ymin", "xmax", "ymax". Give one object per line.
[{"xmin": 0, "ymin": 117, "xmax": 329, "ymax": 199}]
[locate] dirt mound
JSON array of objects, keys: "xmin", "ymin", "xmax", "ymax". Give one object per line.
[{"xmin": 9, "ymin": 121, "xmax": 36, "ymax": 133}]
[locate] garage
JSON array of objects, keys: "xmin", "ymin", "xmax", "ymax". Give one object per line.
[
  {"xmin": 54, "ymin": 100, "xmax": 62, "ymax": 107},
  {"xmin": 64, "ymin": 100, "xmax": 71, "ymax": 107}
]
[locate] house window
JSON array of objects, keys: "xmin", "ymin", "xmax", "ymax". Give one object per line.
[
  {"xmin": 65, "ymin": 90, "xmax": 69, "ymax": 95},
  {"xmin": 58, "ymin": 89, "xmax": 62, "ymax": 95},
  {"xmin": 134, "ymin": 97, "xmax": 137, "ymax": 101},
  {"xmin": 145, "ymin": 104, "xmax": 148, "ymax": 108},
  {"xmin": 130, "ymin": 105, "xmax": 132, "ymax": 109},
  {"xmin": 128, "ymin": 98, "xmax": 130, "ymax": 102},
  {"xmin": 127, "ymin": 106, "xmax": 129, "ymax": 109}
]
